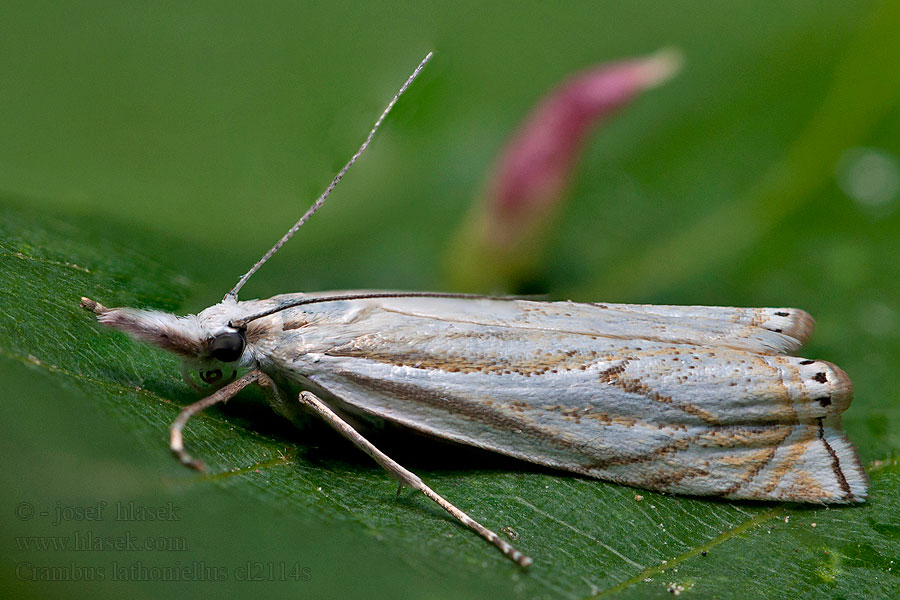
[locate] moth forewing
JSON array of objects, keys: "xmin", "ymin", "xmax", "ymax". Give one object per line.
[
  {"xmin": 257, "ymin": 294, "xmax": 867, "ymax": 504},
  {"xmin": 81, "ymin": 52, "xmax": 867, "ymax": 568}
]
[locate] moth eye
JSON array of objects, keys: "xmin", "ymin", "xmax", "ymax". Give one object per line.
[{"xmin": 209, "ymin": 331, "xmax": 245, "ymax": 363}]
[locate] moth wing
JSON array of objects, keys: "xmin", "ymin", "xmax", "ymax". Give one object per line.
[
  {"xmin": 272, "ymin": 294, "xmax": 862, "ymax": 502},
  {"xmin": 299, "ymin": 333, "xmax": 866, "ymax": 504},
  {"xmin": 362, "ymin": 296, "xmax": 814, "ymax": 355}
]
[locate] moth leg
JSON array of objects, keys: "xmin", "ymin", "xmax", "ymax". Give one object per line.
[
  {"xmin": 170, "ymin": 370, "xmax": 264, "ymax": 471},
  {"xmin": 296, "ymin": 390, "xmax": 533, "ymax": 568}
]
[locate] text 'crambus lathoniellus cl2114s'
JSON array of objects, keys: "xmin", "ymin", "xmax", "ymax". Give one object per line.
[{"xmin": 81, "ymin": 52, "xmax": 867, "ymax": 568}]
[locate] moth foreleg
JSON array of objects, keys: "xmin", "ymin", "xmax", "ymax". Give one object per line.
[
  {"xmin": 296, "ymin": 390, "xmax": 533, "ymax": 568},
  {"xmin": 169, "ymin": 370, "xmax": 265, "ymax": 470}
]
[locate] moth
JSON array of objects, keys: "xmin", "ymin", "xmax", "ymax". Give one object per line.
[{"xmin": 81, "ymin": 53, "xmax": 867, "ymax": 567}]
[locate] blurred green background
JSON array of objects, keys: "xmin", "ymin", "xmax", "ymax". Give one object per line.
[{"xmin": 2, "ymin": 2, "xmax": 899, "ymax": 599}]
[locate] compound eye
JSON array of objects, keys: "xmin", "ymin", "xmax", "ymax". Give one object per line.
[{"xmin": 209, "ymin": 331, "xmax": 245, "ymax": 363}]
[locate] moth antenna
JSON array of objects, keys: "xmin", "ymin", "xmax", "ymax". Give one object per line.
[
  {"xmin": 224, "ymin": 51, "xmax": 434, "ymax": 301},
  {"xmin": 230, "ymin": 291, "xmax": 530, "ymax": 328}
]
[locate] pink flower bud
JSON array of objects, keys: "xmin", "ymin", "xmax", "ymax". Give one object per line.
[{"xmin": 447, "ymin": 49, "xmax": 682, "ymax": 292}]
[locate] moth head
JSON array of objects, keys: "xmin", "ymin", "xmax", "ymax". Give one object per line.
[{"xmin": 81, "ymin": 297, "xmax": 247, "ymax": 370}]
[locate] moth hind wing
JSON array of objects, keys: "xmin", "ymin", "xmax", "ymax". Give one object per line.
[
  {"xmin": 608, "ymin": 419, "xmax": 867, "ymax": 504},
  {"xmin": 734, "ymin": 419, "xmax": 868, "ymax": 504}
]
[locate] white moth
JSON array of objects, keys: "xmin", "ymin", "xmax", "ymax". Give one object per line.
[{"xmin": 81, "ymin": 53, "xmax": 867, "ymax": 567}]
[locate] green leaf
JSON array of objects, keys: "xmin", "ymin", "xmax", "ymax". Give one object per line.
[
  {"xmin": 2, "ymin": 2, "xmax": 899, "ymax": 599},
  {"xmin": 3, "ymin": 183, "xmax": 898, "ymax": 598}
]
